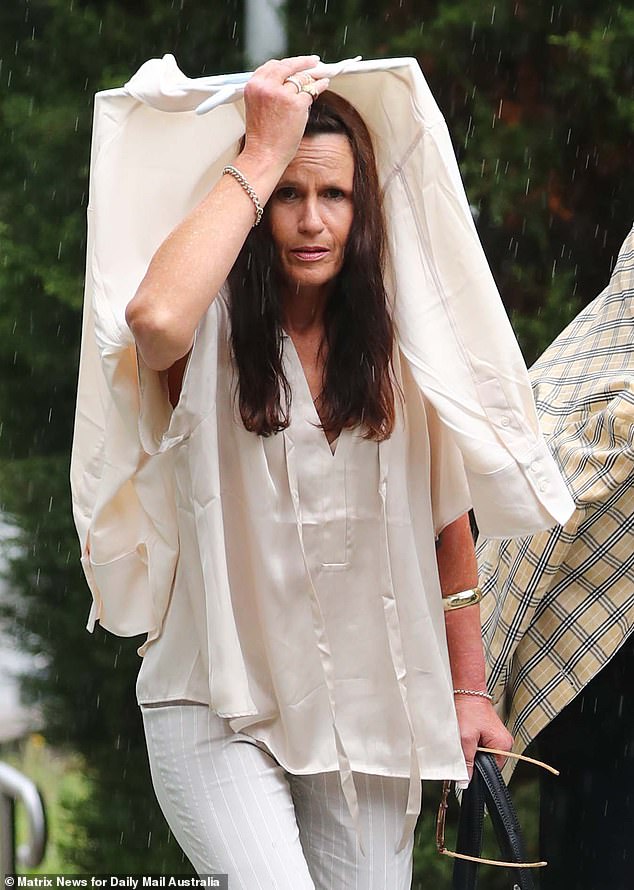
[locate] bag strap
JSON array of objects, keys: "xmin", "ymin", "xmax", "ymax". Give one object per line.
[
  {"xmin": 452, "ymin": 751, "xmax": 536, "ymax": 890},
  {"xmin": 453, "ymin": 762, "xmax": 486, "ymax": 890}
]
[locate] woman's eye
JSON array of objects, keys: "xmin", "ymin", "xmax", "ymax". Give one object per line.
[
  {"xmin": 276, "ymin": 187, "xmax": 297, "ymax": 201},
  {"xmin": 324, "ymin": 188, "xmax": 345, "ymax": 200}
]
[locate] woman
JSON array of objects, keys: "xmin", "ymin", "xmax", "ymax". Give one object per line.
[{"xmin": 125, "ymin": 55, "xmax": 512, "ymax": 889}]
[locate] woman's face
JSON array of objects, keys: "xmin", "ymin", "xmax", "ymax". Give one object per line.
[{"xmin": 268, "ymin": 133, "xmax": 355, "ymax": 302}]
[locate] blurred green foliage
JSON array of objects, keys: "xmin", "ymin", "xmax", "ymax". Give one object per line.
[{"xmin": 0, "ymin": 0, "xmax": 631, "ymax": 878}]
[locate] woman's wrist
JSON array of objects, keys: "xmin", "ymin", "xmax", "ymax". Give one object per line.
[
  {"xmin": 453, "ymin": 688, "xmax": 493, "ymax": 701},
  {"xmin": 236, "ymin": 147, "xmax": 288, "ymax": 198}
]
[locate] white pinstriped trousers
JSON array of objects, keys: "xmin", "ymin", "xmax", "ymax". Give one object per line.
[{"xmin": 141, "ymin": 704, "xmax": 415, "ymax": 889}]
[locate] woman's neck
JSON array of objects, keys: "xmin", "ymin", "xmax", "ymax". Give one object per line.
[{"xmin": 281, "ymin": 283, "xmax": 330, "ymax": 336}]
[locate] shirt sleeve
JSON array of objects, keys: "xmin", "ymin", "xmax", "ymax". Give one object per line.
[
  {"xmin": 424, "ymin": 395, "xmax": 473, "ymax": 535},
  {"xmin": 72, "ymin": 273, "xmax": 226, "ymax": 642},
  {"xmin": 135, "ymin": 336, "xmax": 197, "ymax": 456},
  {"xmin": 130, "ymin": 289, "xmax": 228, "ymax": 456},
  {"xmin": 73, "ymin": 290, "xmax": 178, "ymax": 639},
  {"xmin": 383, "ymin": 117, "xmax": 574, "ymax": 538}
]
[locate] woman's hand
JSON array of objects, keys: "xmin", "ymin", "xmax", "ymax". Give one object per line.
[
  {"xmin": 241, "ymin": 56, "xmax": 330, "ymax": 170},
  {"xmin": 126, "ymin": 55, "xmax": 331, "ymax": 371},
  {"xmin": 453, "ymin": 695, "xmax": 514, "ymax": 779}
]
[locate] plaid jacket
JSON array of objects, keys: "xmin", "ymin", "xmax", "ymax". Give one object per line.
[{"xmin": 478, "ymin": 224, "xmax": 634, "ymax": 769}]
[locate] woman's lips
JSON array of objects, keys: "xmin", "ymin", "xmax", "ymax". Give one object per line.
[{"xmin": 291, "ymin": 247, "xmax": 329, "ymax": 261}]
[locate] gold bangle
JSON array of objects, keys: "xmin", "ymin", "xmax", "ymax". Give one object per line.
[{"xmin": 442, "ymin": 587, "xmax": 482, "ymax": 611}]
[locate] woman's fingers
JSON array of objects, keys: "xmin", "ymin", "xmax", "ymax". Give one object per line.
[
  {"xmin": 278, "ymin": 55, "xmax": 322, "ymax": 74},
  {"xmin": 255, "ymin": 55, "xmax": 320, "ymax": 84},
  {"xmin": 479, "ymin": 722, "xmax": 514, "ymax": 771},
  {"xmin": 310, "ymin": 76, "xmax": 331, "ymax": 97},
  {"xmin": 454, "ymin": 697, "xmax": 513, "ymax": 779},
  {"xmin": 288, "ymin": 75, "xmax": 331, "ymax": 108}
]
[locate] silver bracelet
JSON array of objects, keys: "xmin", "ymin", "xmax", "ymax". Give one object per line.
[
  {"xmin": 222, "ymin": 164, "xmax": 263, "ymax": 227},
  {"xmin": 453, "ymin": 688, "xmax": 493, "ymax": 701},
  {"xmin": 443, "ymin": 587, "xmax": 483, "ymax": 611}
]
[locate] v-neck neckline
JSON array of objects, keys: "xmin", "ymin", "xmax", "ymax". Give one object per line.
[{"xmin": 282, "ymin": 332, "xmax": 348, "ymax": 460}]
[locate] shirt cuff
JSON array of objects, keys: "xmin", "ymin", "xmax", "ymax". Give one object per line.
[{"xmin": 465, "ymin": 438, "xmax": 575, "ymax": 538}]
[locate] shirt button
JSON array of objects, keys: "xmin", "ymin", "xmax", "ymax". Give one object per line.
[
  {"xmin": 500, "ymin": 416, "xmax": 511, "ymax": 427},
  {"xmin": 539, "ymin": 481, "xmax": 548, "ymax": 492},
  {"xmin": 530, "ymin": 460, "xmax": 541, "ymax": 472}
]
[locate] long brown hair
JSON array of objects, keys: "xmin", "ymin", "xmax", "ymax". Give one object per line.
[{"xmin": 227, "ymin": 91, "xmax": 395, "ymax": 440}]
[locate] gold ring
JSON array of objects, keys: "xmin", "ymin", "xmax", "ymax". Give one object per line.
[{"xmin": 301, "ymin": 82, "xmax": 319, "ymax": 100}]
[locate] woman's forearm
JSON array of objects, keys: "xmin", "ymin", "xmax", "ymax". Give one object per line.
[
  {"xmin": 437, "ymin": 513, "xmax": 513, "ymax": 772},
  {"xmin": 435, "ymin": 513, "xmax": 487, "ymax": 692},
  {"xmin": 125, "ymin": 151, "xmax": 286, "ymax": 371}
]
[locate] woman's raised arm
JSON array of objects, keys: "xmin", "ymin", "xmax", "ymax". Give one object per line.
[{"xmin": 125, "ymin": 55, "xmax": 329, "ymax": 371}]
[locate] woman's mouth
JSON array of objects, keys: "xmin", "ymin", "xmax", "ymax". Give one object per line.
[{"xmin": 291, "ymin": 246, "xmax": 329, "ymax": 262}]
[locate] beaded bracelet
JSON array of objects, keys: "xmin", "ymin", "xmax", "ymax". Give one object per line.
[
  {"xmin": 453, "ymin": 688, "xmax": 493, "ymax": 701},
  {"xmin": 222, "ymin": 164, "xmax": 264, "ymax": 226}
]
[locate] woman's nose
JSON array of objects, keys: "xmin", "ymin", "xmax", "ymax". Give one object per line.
[{"xmin": 298, "ymin": 197, "xmax": 324, "ymax": 233}]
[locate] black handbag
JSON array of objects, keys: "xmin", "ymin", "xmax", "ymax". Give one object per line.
[{"xmin": 452, "ymin": 751, "xmax": 537, "ymax": 890}]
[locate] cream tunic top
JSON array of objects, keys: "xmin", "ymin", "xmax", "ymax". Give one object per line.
[
  {"xmin": 73, "ymin": 57, "xmax": 575, "ymax": 664},
  {"xmin": 71, "ymin": 54, "xmax": 576, "ymax": 854},
  {"xmin": 134, "ymin": 290, "xmax": 471, "ymax": 850}
]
